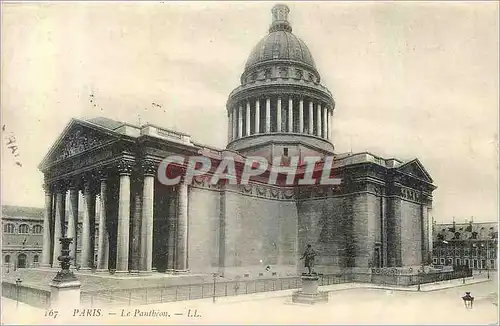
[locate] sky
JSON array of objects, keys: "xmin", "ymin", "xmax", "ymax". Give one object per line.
[{"xmin": 1, "ymin": 1, "xmax": 498, "ymax": 223}]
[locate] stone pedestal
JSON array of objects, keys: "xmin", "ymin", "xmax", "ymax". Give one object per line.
[
  {"xmin": 292, "ymin": 274, "xmax": 328, "ymax": 304},
  {"xmin": 49, "ymin": 279, "xmax": 81, "ymax": 309},
  {"xmin": 50, "ymin": 237, "xmax": 81, "ymax": 309}
]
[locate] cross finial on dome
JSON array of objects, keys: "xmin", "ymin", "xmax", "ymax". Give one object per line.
[{"xmin": 269, "ymin": 4, "xmax": 292, "ymax": 33}]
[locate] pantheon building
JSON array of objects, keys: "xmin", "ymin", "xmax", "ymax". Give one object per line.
[{"xmin": 39, "ymin": 4, "xmax": 436, "ymax": 277}]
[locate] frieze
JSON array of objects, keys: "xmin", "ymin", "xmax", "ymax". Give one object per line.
[
  {"xmin": 191, "ymin": 175, "xmax": 220, "ymax": 190},
  {"xmin": 297, "ymin": 185, "xmax": 342, "ymax": 200},
  {"xmin": 190, "ymin": 178, "xmax": 298, "ymax": 201},
  {"xmin": 46, "ymin": 148, "xmax": 115, "ymax": 180}
]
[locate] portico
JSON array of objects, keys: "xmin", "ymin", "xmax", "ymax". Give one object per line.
[{"xmin": 38, "ymin": 118, "xmax": 195, "ymax": 274}]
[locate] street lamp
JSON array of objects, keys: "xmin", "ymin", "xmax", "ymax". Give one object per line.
[
  {"xmin": 212, "ymin": 272, "xmax": 220, "ymax": 303},
  {"xmin": 15, "ymin": 277, "xmax": 22, "ymax": 309}
]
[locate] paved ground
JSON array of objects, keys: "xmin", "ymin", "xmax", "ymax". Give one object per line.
[{"xmin": 2, "ymin": 273, "xmax": 497, "ymax": 325}]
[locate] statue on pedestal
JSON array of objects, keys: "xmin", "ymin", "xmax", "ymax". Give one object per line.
[{"xmin": 300, "ymin": 244, "xmax": 317, "ymax": 275}]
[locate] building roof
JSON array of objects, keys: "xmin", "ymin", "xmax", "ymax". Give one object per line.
[
  {"xmin": 1, "ymin": 205, "xmax": 44, "ymax": 220},
  {"xmin": 245, "ymin": 4, "xmax": 316, "ymax": 70},
  {"xmin": 433, "ymin": 220, "xmax": 498, "ymax": 241},
  {"xmin": 84, "ymin": 117, "xmax": 128, "ymax": 130}
]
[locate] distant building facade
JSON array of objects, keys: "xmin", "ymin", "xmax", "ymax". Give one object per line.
[
  {"xmin": 2, "ymin": 205, "xmax": 44, "ymax": 269},
  {"xmin": 2, "ymin": 205, "xmax": 96, "ymax": 269},
  {"xmin": 432, "ymin": 220, "xmax": 498, "ymax": 270}
]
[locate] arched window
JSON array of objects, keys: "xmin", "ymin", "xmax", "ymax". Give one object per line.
[
  {"xmin": 4, "ymin": 255, "xmax": 10, "ymax": 264},
  {"xmin": 17, "ymin": 253, "xmax": 27, "ymax": 268},
  {"xmin": 18, "ymin": 224, "xmax": 29, "ymax": 234},
  {"xmin": 33, "ymin": 255, "xmax": 39, "ymax": 265},
  {"xmin": 3, "ymin": 223, "xmax": 15, "ymax": 234},
  {"xmin": 32, "ymin": 225, "xmax": 43, "ymax": 234}
]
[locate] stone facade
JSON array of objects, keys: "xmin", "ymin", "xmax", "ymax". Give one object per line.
[
  {"xmin": 1, "ymin": 205, "xmax": 98, "ymax": 269},
  {"xmin": 37, "ymin": 4, "xmax": 436, "ymax": 278},
  {"xmin": 432, "ymin": 220, "xmax": 498, "ymax": 270}
]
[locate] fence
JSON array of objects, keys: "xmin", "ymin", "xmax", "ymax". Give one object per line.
[
  {"xmin": 1, "ymin": 281, "xmax": 51, "ymax": 309},
  {"xmin": 368, "ymin": 268, "xmax": 472, "ymax": 286},
  {"xmin": 80, "ymin": 273, "xmax": 350, "ymax": 307},
  {"xmin": 2, "ymin": 269, "xmax": 473, "ymax": 308}
]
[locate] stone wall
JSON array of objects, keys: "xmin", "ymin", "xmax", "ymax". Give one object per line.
[
  {"xmin": 400, "ymin": 200, "xmax": 423, "ymax": 266},
  {"xmin": 187, "ymin": 187, "xmax": 221, "ymax": 274},
  {"xmin": 221, "ymin": 187, "xmax": 298, "ymax": 277}
]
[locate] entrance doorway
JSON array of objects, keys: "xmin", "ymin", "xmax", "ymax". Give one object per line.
[{"xmin": 17, "ymin": 254, "xmax": 26, "ymax": 268}]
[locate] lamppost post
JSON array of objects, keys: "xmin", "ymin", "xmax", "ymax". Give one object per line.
[
  {"xmin": 15, "ymin": 277, "xmax": 22, "ymax": 309},
  {"xmin": 212, "ymin": 272, "xmax": 219, "ymax": 303}
]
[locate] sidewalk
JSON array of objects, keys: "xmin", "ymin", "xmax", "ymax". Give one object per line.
[{"xmin": 1, "ymin": 276, "xmax": 495, "ymax": 325}]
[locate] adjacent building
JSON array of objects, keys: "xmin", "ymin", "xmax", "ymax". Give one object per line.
[
  {"xmin": 37, "ymin": 4, "xmax": 437, "ymax": 278},
  {"xmin": 2, "ymin": 205, "xmax": 44, "ymax": 269},
  {"xmin": 2, "ymin": 205, "xmax": 97, "ymax": 269},
  {"xmin": 432, "ymin": 220, "xmax": 498, "ymax": 270}
]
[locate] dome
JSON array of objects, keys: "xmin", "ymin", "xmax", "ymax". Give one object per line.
[{"xmin": 245, "ymin": 31, "xmax": 316, "ymax": 69}]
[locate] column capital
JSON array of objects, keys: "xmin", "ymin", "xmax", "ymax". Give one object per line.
[
  {"xmin": 97, "ymin": 167, "xmax": 110, "ymax": 181},
  {"xmin": 142, "ymin": 159, "xmax": 157, "ymax": 177},
  {"xmin": 82, "ymin": 173, "xmax": 99, "ymax": 195},
  {"xmin": 68, "ymin": 177, "xmax": 82, "ymax": 191},
  {"xmin": 42, "ymin": 183, "xmax": 53, "ymax": 194},
  {"xmin": 117, "ymin": 159, "xmax": 134, "ymax": 176},
  {"xmin": 54, "ymin": 180, "xmax": 68, "ymax": 194}
]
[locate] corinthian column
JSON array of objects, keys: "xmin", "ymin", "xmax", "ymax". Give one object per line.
[
  {"xmin": 265, "ymin": 98, "xmax": 271, "ymax": 133},
  {"xmin": 67, "ymin": 180, "xmax": 80, "ymax": 265},
  {"xmin": 299, "ymin": 98, "xmax": 304, "ymax": 133},
  {"xmin": 116, "ymin": 160, "xmax": 132, "ymax": 273},
  {"xmin": 255, "ymin": 99, "xmax": 260, "ymax": 134},
  {"xmin": 232, "ymin": 107, "xmax": 237, "ymax": 141},
  {"xmin": 238, "ymin": 105, "xmax": 243, "ymax": 138},
  {"xmin": 308, "ymin": 101, "xmax": 314, "ymax": 135},
  {"xmin": 96, "ymin": 171, "xmax": 109, "ymax": 272},
  {"xmin": 176, "ymin": 182, "xmax": 189, "ymax": 272},
  {"xmin": 329, "ymin": 110, "xmax": 333, "ymax": 141},
  {"xmin": 277, "ymin": 97, "xmax": 282, "ymax": 132},
  {"xmin": 228, "ymin": 111, "xmax": 233, "ymax": 142},
  {"xmin": 246, "ymin": 101, "xmax": 251, "ymax": 136},
  {"xmin": 130, "ymin": 183, "xmax": 142, "ymax": 274},
  {"xmin": 323, "ymin": 106, "xmax": 328, "ymax": 139},
  {"xmin": 141, "ymin": 160, "xmax": 156, "ymax": 273},
  {"xmin": 288, "ymin": 97, "xmax": 293, "ymax": 132},
  {"xmin": 52, "ymin": 182, "xmax": 66, "ymax": 267},
  {"xmin": 41, "ymin": 183, "xmax": 53, "ymax": 268},
  {"xmin": 80, "ymin": 178, "xmax": 95, "ymax": 270},
  {"xmin": 316, "ymin": 103, "xmax": 322, "ymax": 137}
]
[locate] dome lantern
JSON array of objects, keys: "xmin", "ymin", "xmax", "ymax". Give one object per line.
[{"xmin": 270, "ymin": 4, "xmax": 292, "ymax": 33}]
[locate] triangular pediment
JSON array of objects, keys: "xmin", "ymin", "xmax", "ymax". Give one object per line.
[
  {"xmin": 39, "ymin": 119, "xmax": 120, "ymax": 170},
  {"xmin": 397, "ymin": 158, "xmax": 434, "ymax": 183}
]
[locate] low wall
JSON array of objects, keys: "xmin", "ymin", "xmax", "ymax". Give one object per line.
[
  {"xmin": 2, "ymin": 281, "xmax": 51, "ymax": 309},
  {"xmin": 367, "ymin": 269, "xmax": 472, "ymax": 286}
]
